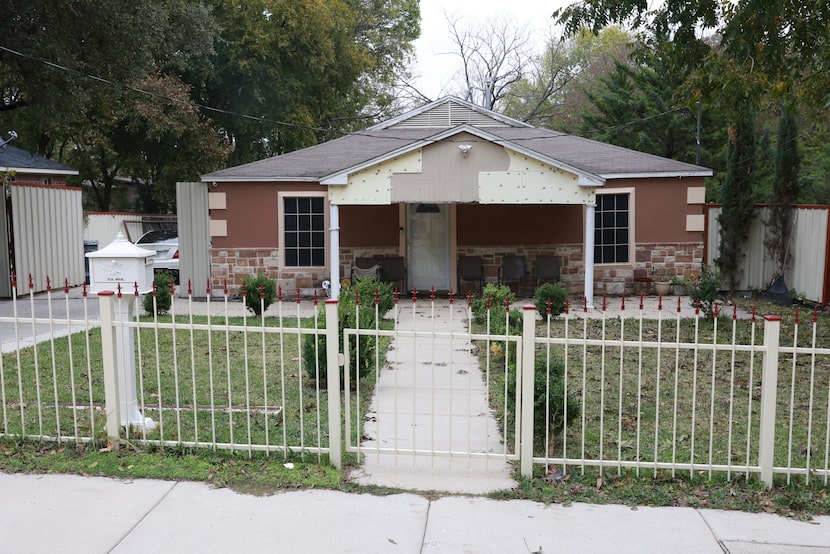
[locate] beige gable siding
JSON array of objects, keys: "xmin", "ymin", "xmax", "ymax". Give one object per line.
[
  {"xmin": 331, "ymin": 150, "xmax": 422, "ymax": 205},
  {"xmin": 389, "ymin": 100, "xmax": 512, "ymax": 129},
  {"xmin": 479, "ymin": 150, "xmax": 594, "ymax": 205},
  {"xmin": 332, "ymin": 133, "xmax": 596, "ymax": 206},
  {"xmin": 391, "ymin": 135, "xmax": 509, "ymax": 203}
]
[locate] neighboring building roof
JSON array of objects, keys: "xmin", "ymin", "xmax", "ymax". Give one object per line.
[
  {"xmin": 203, "ymin": 96, "xmax": 712, "ymax": 183},
  {"xmin": 0, "ymin": 144, "xmax": 78, "ymax": 176}
]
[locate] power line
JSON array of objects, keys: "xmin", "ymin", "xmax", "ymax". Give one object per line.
[
  {"xmin": 0, "ymin": 42, "xmax": 718, "ymax": 149},
  {"xmin": 0, "ymin": 44, "xmax": 327, "ymax": 132}
]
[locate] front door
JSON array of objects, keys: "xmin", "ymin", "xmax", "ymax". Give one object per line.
[{"xmin": 406, "ymin": 204, "xmax": 450, "ymax": 290}]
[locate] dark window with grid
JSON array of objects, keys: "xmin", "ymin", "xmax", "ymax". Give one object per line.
[
  {"xmin": 283, "ymin": 197, "xmax": 325, "ymax": 267},
  {"xmin": 594, "ymin": 193, "xmax": 630, "ymax": 264}
]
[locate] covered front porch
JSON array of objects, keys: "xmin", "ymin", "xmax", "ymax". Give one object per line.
[
  {"xmin": 324, "ymin": 127, "xmax": 602, "ymax": 304},
  {"xmin": 332, "ymin": 202, "xmax": 595, "ymax": 300}
]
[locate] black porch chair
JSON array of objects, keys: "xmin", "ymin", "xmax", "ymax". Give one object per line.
[
  {"xmin": 378, "ymin": 256, "xmax": 406, "ymax": 292},
  {"xmin": 457, "ymin": 256, "xmax": 484, "ymax": 294},
  {"xmin": 534, "ymin": 255, "xmax": 561, "ymax": 287},
  {"xmin": 498, "ymin": 255, "xmax": 527, "ymax": 294}
]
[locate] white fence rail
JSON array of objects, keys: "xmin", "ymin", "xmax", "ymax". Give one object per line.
[{"xmin": 2, "ymin": 278, "xmax": 829, "ymax": 489}]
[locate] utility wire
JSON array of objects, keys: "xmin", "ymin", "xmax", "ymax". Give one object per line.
[
  {"xmin": 6, "ymin": 39, "xmax": 805, "ymax": 176},
  {"xmin": 0, "ymin": 42, "xmax": 719, "ymax": 148}
]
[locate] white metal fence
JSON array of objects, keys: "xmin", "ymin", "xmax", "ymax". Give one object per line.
[{"xmin": 2, "ymin": 279, "xmax": 829, "ymax": 488}]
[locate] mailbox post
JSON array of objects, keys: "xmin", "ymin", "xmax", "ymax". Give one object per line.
[{"xmin": 87, "ymin": 232, "xmax": 157, "ymax": 430}]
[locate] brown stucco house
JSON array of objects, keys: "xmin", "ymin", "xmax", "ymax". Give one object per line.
[{"xmin": 201, "ymin": 96, "xmax": 711, "ymax": 305}]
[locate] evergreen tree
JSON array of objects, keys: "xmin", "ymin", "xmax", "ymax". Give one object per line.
[
  {"xmin": 716, "ymin": 104, "xmax": 757, "ymax": 294},
  {"xmin": 576, "ymin": 49, "xmax": 726, "ymax": 168},
  {"xmin": 764, "ymin": 106, "xmax": 800, "ymax": 275}
]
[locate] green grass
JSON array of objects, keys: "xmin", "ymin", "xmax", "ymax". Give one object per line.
[
  {"xmin": 0, "ymin": 312, "xmax": 388, "ymax": 462},
  {"xmin": 3, "ymin": 298, "xmax": 830, "ymax": 516},
  {"xmin": 477, "ymin": 301, "xmax": 830, "ymax": 484}
]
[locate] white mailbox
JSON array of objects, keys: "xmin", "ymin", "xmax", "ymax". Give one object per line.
[{"xmin": 86, "ymin": 232, "xmax": 155, "ymax": 294}]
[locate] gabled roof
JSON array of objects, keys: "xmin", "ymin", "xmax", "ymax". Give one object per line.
[
  {"xmin": 0, "ymin": 144, "xmax": 78, "ymax": 176},
  {"xmin": 202, "ymin": 96, "xmax": 712, "ymax": 183}
]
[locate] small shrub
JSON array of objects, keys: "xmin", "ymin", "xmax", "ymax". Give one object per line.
[
  {"xmin": 687, "ymin": 265, "xmax": 721, "ymax": 318},
  {"xmin": 241, "ymin": 274, "xmax": 277, "ymax": 316},
  {"xmin": 505, "ymin": 349, "xmax": 580, "ymax": 443},
  {"xmin": 533, "ymin": 282, "xmax": 567, "ymax": 318},
  {"xmin": 302, "ymin": 277, "xmax": 393, "ymax": 386},
  {"xmin": 347, "ymin": 277, "xmax": 395, "ymax": 319},
  {"xmin": 471, "ymin": 283, "xmax": 520, "ymax": 335},
  {"xmin": 143, "ymin": 271, "xmax": 175, "ymax": 315}
]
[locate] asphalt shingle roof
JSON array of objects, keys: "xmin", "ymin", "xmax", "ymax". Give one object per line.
[
  {"xmin": 202, "ymin": 98, "xmax": 711, "ymax": 182},
  {"xmin": 0, "ymin": 145, "xmax": 78, "ymax": 174}
]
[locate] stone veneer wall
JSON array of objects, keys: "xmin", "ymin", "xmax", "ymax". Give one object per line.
[
  {"xmin": 596, "ymin": 242, "xmax": 704, "ymax": 296},
  {"xmin": 339, "ymin": 247, "xmax": 402, "ymax": 273},
  {"xmin": 211, "ymin": 242, "xmax": 702, "ymax": 296},
  {"xmin": 456, "ymin": 244, "xmax": 585, "ymax": 295},
  {"xmin": 210, "ymin": 247, "xmax": 400, "ymax": 293},
  {"xmin": 459, "ymin": 241, "xmax": 703, "ymax": 296}
]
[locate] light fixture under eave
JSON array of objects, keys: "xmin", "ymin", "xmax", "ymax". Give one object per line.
[
  {"xmin": 415, "ymin": 203, "xmax": 440, "ymax": 213},
  {"xmin": 458, "ymin": 144, "xmax": 472, "ymax": 157}
]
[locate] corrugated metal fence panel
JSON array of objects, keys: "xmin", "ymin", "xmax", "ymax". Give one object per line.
[
  {"xmin": 176, "ymin": 182, "xmax": 210, "ymax": 298},
  {"xmin": 705, "ymin": 205, "xmax": 721, "ymax": 267},
  {"xmin": 789, "ymin": 207, "xmax": 828, "ymax": 303},
  {"xmin": 0, "ymin": 193, "xmax": 10, "ymax": 297},
  {"xmin": 11, "ymin": 184, "xmax": 84, "ymax": 295},
  {"xmin": 84, "ymin": 213, "xmax": 130, "ymax": 245},
  {"xmin": 705, "ymin": 206, "xmax": 770, "ymax": 290},
  {"xmin": 706, "ymin": 205, "xmax": 829, "ymax": 303},
  {"xmin": 744, "ymin": 207, "xmax": 776, "ymax": 290}
]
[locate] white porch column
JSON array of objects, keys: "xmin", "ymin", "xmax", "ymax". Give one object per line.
[
  {"xmin": 583, "ymin": 202, "xmax": 596, "ymax": 308},
  {"xmin": 329, "ymin": 203, "xmax": 341, "ymax": 299}
]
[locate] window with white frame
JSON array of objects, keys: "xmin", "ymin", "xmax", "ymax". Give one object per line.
[
  {"xmin": 594, "ymin": 192, "xmax": 631, "ymax": 264},
  {"xmin": 283, "ymin": 196, "xmax": 326, "ymax": 267}
]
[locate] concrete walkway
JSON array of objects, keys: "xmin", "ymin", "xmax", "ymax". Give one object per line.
[
  {"xmin": 3, "ymin": 473, "xmax": 829, "ymax": 554},
  {"xmin": 352, "ymin": 300, "xmax": 515, "ymax": 493}
]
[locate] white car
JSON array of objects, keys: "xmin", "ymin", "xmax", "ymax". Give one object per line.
[{"xmin": 136, "ymin": 229, "xmax": 179, "ymax": 282}]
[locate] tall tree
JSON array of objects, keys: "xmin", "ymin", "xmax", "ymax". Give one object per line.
[
  {"xmin": 575, "ymin": 48, "xmax": 726, "ymax": 167},
  {"xmin": 0, "ymin": 0, "xmax": 169, "ymax": 155},
  {"xmin": 442, "ymin": 13, "xmax": 533, "ymax": 110},
  {"xmin": 764, "ymin": 106, "xmax": 801, "ymax": 275},
  {"xmin": 553, "ymin": 0, "xmax": 830, "ymax": 291},
  {"xmin": 200, "ymin": 0, "xmax": 419, "ymax": 165},
  {"xmin": 0, "ymin": 0, "xmax": 227, "ymax": 211},
  {"xmin": 500, "ymin": 26, "xmax": 632, "ymax": 129},
  {"xmin": 716, "ymin": 104, "xmax": 757, "ymax": 293}
]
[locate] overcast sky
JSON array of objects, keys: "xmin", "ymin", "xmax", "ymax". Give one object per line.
[{"xmin": 411, "ymin": 0, "xmax": 573, "ymax": 99}]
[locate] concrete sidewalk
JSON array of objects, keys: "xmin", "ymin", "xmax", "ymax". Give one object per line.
[{"xmin": 2, "ymin": 473, "xmax": 829, "ymax": 553}]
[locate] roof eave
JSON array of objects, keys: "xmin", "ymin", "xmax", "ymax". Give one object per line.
[
  {"xmin": 600, "ymin": 170, "xmax": 714, "ymax": 179},
  {"xmin": 2, "ymin": 167, "xmax": 78, "ymax": 176},
  {"xmin": 322, "ymin": 124, "xmax": 608, "ymax": 187},
  {"xmin": 319, "ymin": 136, "xmax": 438, "ymax": 185},
  {"xmin": 201, "ymin": 175, "xmax": 322, "ymax": 183}
]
